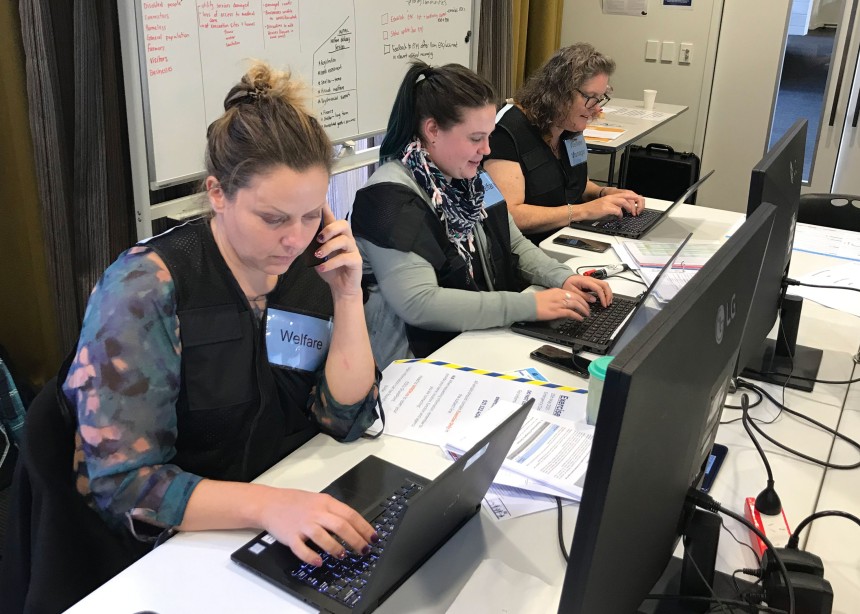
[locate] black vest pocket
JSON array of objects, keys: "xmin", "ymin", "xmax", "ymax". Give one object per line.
[{"xmin": 179, "ymin": 305, "xmax": 255, "ymax": 411}]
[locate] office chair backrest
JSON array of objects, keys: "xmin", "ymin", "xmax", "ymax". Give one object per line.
[{"xmin": 798, "ymin": 193, "xmax": 860, "ymax": 232}]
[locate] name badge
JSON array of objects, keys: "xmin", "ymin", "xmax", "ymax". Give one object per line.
[
  {"xmin": 478, "ymin": 171, "xmax": 505, "ymax": 209},
  {"xmin": 265, "ymin": 308, "xmax": 332, "ymax": 372},
  {"xmin": 565, "ymin": 134, "xmax": 589, "ymax": 168}
]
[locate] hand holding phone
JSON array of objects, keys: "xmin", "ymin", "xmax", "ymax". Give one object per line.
[
  {"xmin": 303, "ymin": 217, "xmax": 327, "ymax": 267},
  {"xmin": 552, "ymin": 234, "xmax": 611, "ymax": 253}
]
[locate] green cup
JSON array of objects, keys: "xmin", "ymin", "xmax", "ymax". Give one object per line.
[{"xmin": 586, "ymin": 356, "xmax": 614, "ymax": 425}]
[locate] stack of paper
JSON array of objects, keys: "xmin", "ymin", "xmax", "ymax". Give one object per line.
[
  {"xmin": 379, "ymin": 360, "xmax": 592, "ymax": 520},
  {"xmin": 619, "ymin": 239, "xmax": 721, "ymax": 269},
  {"xmin": 584, "ymin": 124, "xmax": 626, "ymax": 143}
]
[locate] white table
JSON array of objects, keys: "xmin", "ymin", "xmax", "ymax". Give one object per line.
[
  {"xmin": 65, "ymin": 207, "xmax": 860, "ymax": 613},
  {"xmin": 804, "ymin": 369, "xmax": 860, "ymax": 614},
  {"xmin": 585, "ymin": 98, "xmax": 687, "ymax": 187}
]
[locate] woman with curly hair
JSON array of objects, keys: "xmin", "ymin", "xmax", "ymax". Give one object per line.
[{"xmin": 484, "ymin": 43, "xmax": 645, "ymax": 244}]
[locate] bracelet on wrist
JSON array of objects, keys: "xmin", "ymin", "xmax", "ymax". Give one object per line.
[
  {"xmin": 598, "ymin": 187, "xmax": 607, "ymax": 198},
  {"xmin": 567, "ymin": 203, "xmax": 573, "ymax": 226}
]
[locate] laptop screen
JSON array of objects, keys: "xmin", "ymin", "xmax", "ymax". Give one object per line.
[{"xmin": 611, "ymin": 234, "xmax": 695, "ymax": 354}]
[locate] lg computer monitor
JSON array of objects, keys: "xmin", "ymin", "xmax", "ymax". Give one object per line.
[
  {"xmin": 557, "ymin": 203, "xmax": 777, "ymax": 614},
  {"xmin": 737, "ymin": 119, "xmax": 821, "ymax": 391}
]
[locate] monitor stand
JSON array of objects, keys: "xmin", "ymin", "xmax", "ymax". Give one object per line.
[
  {"xmin": 741, "ymin": 294, "xmax": 822, "ymax": 393},
  {"xmin": 638, "ymin": 509, "xmax": 757, "ymax": 614}
]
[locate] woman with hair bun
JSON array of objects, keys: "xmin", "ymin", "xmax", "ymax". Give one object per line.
[
  {"xmin": 2, "ymin": 62, "xmax": 380, "ymax": 612},
  {"xmin": 351, "ymin": 60, "xmax": 612, "ymax": 368},
  {"xmin": 484, "ymin": 43, "xmax": 645, "ymax": 244}
]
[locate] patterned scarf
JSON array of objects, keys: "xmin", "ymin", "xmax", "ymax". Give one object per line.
[{"xmin": 401, "ymin": 140, "xmax": 486, "ymax": 279}]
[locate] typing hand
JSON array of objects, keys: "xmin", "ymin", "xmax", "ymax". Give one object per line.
[
  {"xmin": 535, "ymin": 287, "xmax": 592, "ymax": 321},
  {"xmin": 260, "ymin": 488, "xmax": 378, "ymax": 567},
  {"xmin": 563, "ymin": 275, "xmax": 613, "ymax": 307}
]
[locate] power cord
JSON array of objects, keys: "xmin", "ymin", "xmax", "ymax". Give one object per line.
[
  {"xmin": 785, "ymin": 278, "xmax": 860, "ymax": 293},
  {"xmin": 555, "ymin": 496, "xmax": 569, "ymax": 563},
  {"xmin": 786, "ymin": 510, "xmax": 860, "ymax": 550},
  {"xmin": 736, "ymin": 379, "xmax": 860, "ymax": 470},
  {"xmin": 688, "ymin": 489, "xmax": 795, "ymax": 614}
]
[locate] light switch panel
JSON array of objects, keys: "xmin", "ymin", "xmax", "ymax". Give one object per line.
[
  {"xmin": 661, "ymin": 41, "xmax": 676, "ymax": 63},
  {"xmin": 645, "ymin": 39, "xmax": 660, "ymax": 62}
]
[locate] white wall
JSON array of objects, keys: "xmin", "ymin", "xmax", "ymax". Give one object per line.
[
  {"xmin": 561, "ymin": 0, "xmax": 721, "ymax": 157},
  {"xmin": 698, "ymin": 0, "xmax": 791, "ymax": 211},
  {"xmin": 811, "ymin": 0, "xmax": 843, "ymax": 28},
  {"xmin": 561, "ymin": 0, "xmax": 791, "ymax": 212}
]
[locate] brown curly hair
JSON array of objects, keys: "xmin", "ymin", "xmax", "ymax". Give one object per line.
[{"xmin": 516, "ymin": 43, "xmax": 616, "ymax": 137}]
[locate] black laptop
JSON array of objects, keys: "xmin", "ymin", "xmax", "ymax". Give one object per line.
[
  {"xmin": 231, "ymin": 399, "xmax": 535, "ymax": 614},
  {"xmin": 511, "ymin": 234, "xmax": 693, "ymax": 354},
  {"xmin": 567, "ymin": 169, "xmax": 714, "ymax": 239}
]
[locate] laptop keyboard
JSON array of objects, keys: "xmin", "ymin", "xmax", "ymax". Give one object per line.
[
  {"xmin": 555, "ymin": 296, "xmax": 637, "ymax": 347},
  {"xmin": 597, "ymin": 208, "xmax": 660, "ymax": 233},
  {"xmin": 289, "ymin": 479, "xmax": 423, "ymax": 608}
]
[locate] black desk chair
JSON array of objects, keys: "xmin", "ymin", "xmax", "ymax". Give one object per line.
[
  {"xmin": 0, "ymin": 378, "xmax": 149, "ymax": 614},
  {"xmin": 798, "ymin": 193, "xmax": 860, "ymax": 232}
]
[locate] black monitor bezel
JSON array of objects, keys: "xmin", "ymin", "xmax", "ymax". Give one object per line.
[{"xmin": 558, "ymin": 204, "xmax": 777, "ymax": 614}]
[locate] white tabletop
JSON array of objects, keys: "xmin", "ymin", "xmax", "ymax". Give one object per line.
[
  {"xmin": 804, "ymin": 374, "xmax": 860, "ymax": 614},
  {"xmin": 65, "ymin": 208, "xmax": 860, "ymax": 613},
  {"xmin": 585, "ymin": 98, "xmax": 688, "ymax": 153}
]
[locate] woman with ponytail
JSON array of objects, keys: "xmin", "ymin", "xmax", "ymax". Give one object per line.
[{"xmin": 351, "ymin": 61, "xmax": 613, "ymax": 368}]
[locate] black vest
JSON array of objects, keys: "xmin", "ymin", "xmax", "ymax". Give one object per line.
[
  {"xmin": 144, "ymin": 219, "xmax": 330, "ymax": 482},
  {"xmin": 352, "ymin": 164, "xmax": 526, "ymax": 357},
  {"xmin": 491, "ymin": 106, "xmax": 588, "ymax": 244}
]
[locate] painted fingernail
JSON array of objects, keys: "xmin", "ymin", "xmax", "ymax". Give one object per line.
[
  {"xmin": 313, "ymin": 557, "xmax": 323, "ymax": 567},
  {"xmin": 338, "ymin": 550, "xmax": 347, "ymax": 559},
  {"xmin": 314, "ymin": 250, "xmax": 323, "ymax": 258},
  {"xmin": 370, "ymin": 533, "xmax": 380, "ymax": 544},
  {"xmin": 361, "ymin": 545, "xmax": 372, "ymax": 555},
  {"xmin": 317, "ymin": 233, "xmax": 325, "ymax": 242}
]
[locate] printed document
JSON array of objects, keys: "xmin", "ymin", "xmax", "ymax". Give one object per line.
[{"xmin": 379, "ymin": 359, "xmax": 587, "ymax": 446}]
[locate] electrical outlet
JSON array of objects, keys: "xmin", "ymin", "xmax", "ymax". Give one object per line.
[{"xmin": 680, "ymin": 42, "xmax": 693, "ymax": 64}]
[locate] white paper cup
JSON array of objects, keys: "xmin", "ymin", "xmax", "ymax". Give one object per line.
[{"xmin": 643, "ymin": 89, "xmax": 657, "ymax": 112}]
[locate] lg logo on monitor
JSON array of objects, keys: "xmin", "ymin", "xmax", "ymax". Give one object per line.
[{"xmin": 715, "ymin": 294, "xmax": 737, "ymax": 345}]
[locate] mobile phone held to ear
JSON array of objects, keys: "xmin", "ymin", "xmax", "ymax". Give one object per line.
[
  {"xmin": 700, "ymin": 443, "xmax": 728, "ymax": 493},
  {"xmin": 530, "ymin": 344, "xmax": 592, "ymax": 378},
  {"xmin": 552, "ymin": 234, "xmax": 611, "ymax": 253},
  {"xmin": 304, "ymin": 218, "xmax": 327, "ymax": 267}
]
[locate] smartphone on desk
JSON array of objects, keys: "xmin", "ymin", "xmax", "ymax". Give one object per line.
[
  {"xmin": 700, "ymin": 443, "xmax": 728, "ymax": 493},
  {"xmin": 530, "ymin": 344, "xmax": 592, "ymax": 378},
  {"xmin": 552, "ymin": 234, "xmax": 611, "ymax": 253}
]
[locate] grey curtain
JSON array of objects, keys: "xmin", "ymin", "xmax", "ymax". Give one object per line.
[
  {"xmin": 18, "ymin": 0, "xmax": 135, "ymax": 354},
  {"xmin": 478, "ymin": 0, "xmax": 514, "ymax": 101}
]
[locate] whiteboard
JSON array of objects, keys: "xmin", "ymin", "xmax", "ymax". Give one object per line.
[{"xmin": 133, "ymin": 0, "xmax": 475, "ymax": 187}]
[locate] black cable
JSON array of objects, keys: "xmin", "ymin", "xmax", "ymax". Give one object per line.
[
  {"xmin": 555, "ymin": 496, "xmax": 569, "ymax": 563},
  {"xmin": 736, "ymin": 379, "xmax": 860, "ymax": 470},
  {"xmin": 786, "ymin": 510, "xmax": 860, "ymax": 549},
  {"xmin": 642, "ymin": 593, "xmax": 787, "ymax": 613},
  {"xmin": 740, "ymin": 394, "xmax": 782, "ymax": 515},
  {"xmin": 724, "ymin": 387, "xmax": 763, "ymax": 411},
  {"xmin": 614, "ymin": 274, "xmax": 648, "ymax": 286},
  {"xmin": 741, "ymin": 368, "xmax": 860, "ymax": 385},
  {"xmin": 785, "ymin": 278, "xmax": 860, "ymax": 293},
  {"xmin": 682, "ymin": 540, "xmax": 732, "ymax": 613},
  {"xmin": 721, "ymin": 516, "xmax": 761, "ymax": 567},
  {"xmin": 688, "ymin": 489, "xmax": 795, "ymax": 614}
]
